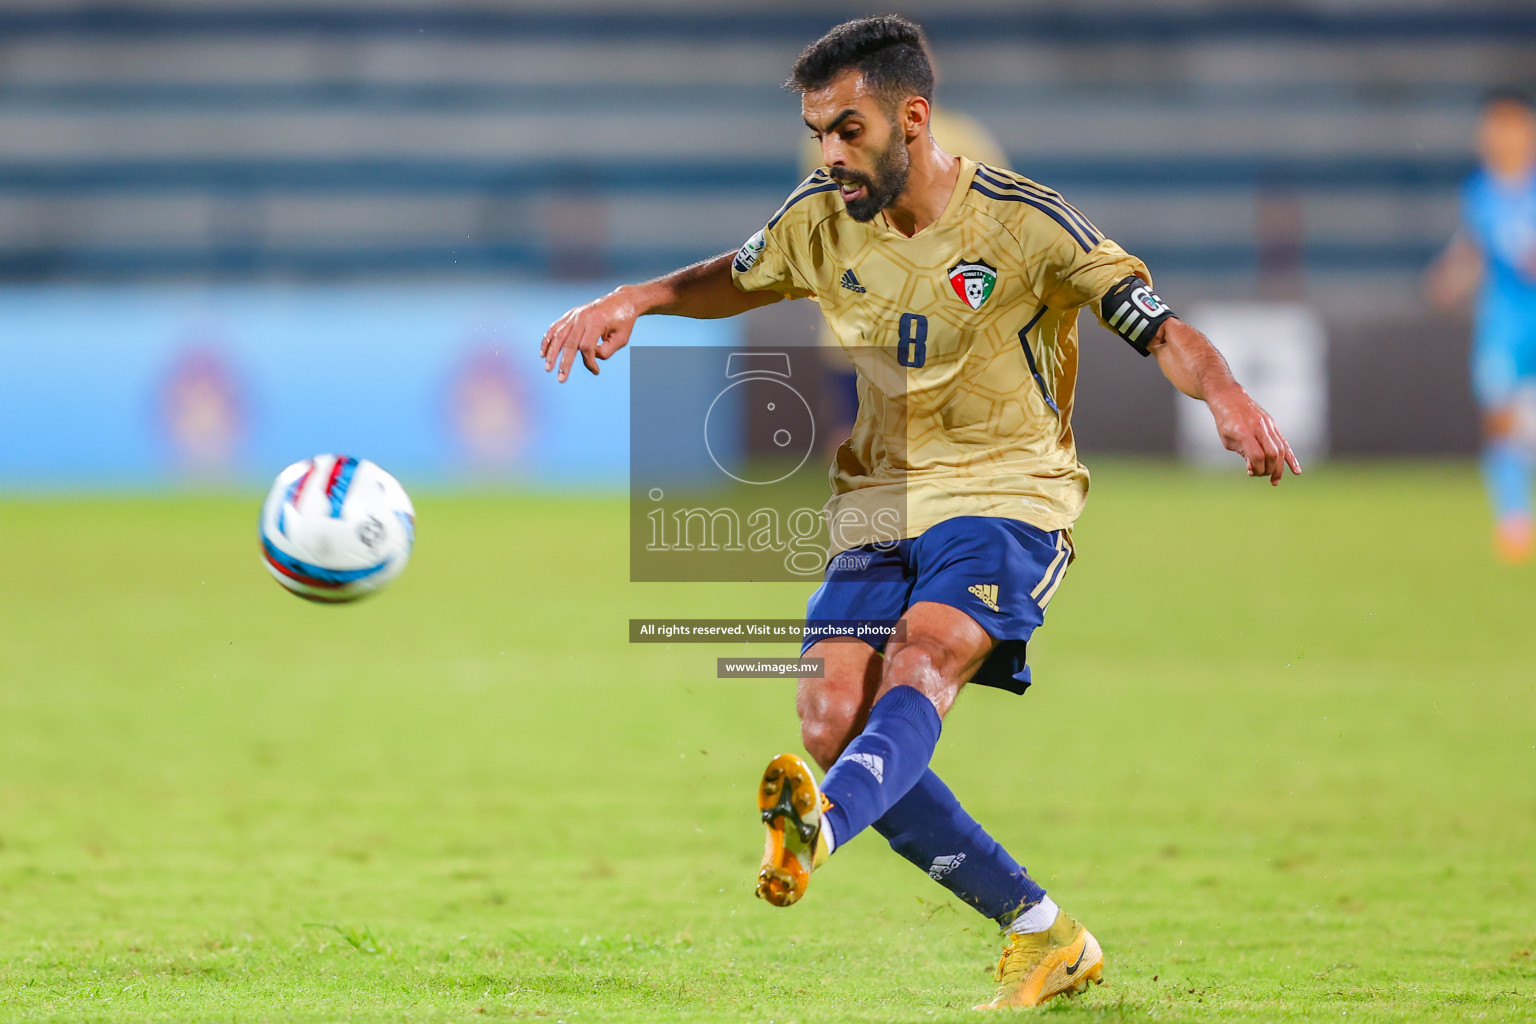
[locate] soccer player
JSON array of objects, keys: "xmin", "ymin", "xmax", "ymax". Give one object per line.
[
  {"xmin": 541, "ymin": 16, "xmax": 1299, "ymax": 1009},
  {"xmin": 1427, "ymin": 89, "xmax": 1536, "ymax": 563}
]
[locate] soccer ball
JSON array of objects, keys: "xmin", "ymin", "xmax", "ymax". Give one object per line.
[{"xmin": 259, "ymin": 455, "xmax": 415, "ymax": 603}]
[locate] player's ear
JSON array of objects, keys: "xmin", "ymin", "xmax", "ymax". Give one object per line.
[{"xmin": 901, "ymin": 95, "xmax": 930, "ymax": 141}]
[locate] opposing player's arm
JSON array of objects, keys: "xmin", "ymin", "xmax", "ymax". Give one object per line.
[
  {"xmin": 539, "ymin": 252, "xmax": 783, "ymax": 382},
  {"xmin": 1144, "ymin": 316, "xmax": 1302, "ymax": 485},
  {"xmin": 1424, "ymin": 230, "xmax": 1482, "ymax": 311}
]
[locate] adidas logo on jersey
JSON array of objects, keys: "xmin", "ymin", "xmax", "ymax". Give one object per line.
[
  {"xmin": 928, "ymin": 852, "xmax": 967, "ymax": 880},
  {"xmin": 845, "ymin": 752, "xmax": 884, "ymax": 783},
  {"xmin": 840, "ymin": 269, "xmax": 866, "ymax": 293},
  {"xmin": 968, "ymin": 583, "xmax": 1000, "ymax": 612}
]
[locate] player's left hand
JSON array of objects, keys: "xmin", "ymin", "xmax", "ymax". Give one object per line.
[{"xmin": 1205, "ymin": 385, "xmax": 1302, "ymax": 485}]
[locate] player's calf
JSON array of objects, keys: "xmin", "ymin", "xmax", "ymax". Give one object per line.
[{"xmin": 796, "ymin": 638, "xmax": 883, "ymax": 770}]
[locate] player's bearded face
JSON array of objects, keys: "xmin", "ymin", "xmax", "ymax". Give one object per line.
[{"xmin": 830, "ymin": 117, "xmax": 911, "ymax": 223}]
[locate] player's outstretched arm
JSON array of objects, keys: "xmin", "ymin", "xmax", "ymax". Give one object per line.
[
  {"xmin": 540, "ymin": 252, "xmax": 782, "ymax": 382},
  {"xmin": 1424, "ymin": 231, "xmax": 1482, "ymax": 311},
  {"xmin": 1146, "ymin": 318, "xmax": 1302, "ymax": 485}
]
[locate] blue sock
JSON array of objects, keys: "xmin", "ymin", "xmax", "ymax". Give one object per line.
[
  {"xmin": 820, "ymin": 685, "xmax": 941, "ymax": 850},
  {"xmin": 1484, "ymin": 440, "xmax": 1535, "ymax": 521},
  {"xmin": 874, "ymin": 769, "xmax": 1047, "ymax": 925}
]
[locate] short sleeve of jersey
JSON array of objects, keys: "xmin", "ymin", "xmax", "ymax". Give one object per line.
[
  {"xmin": 968, "ymin": 168, "xmax": 1154, "ymax": 324},
  {"xmin": 730, "ymin": 220, "xmax": 813, "ymax": 299},
  {"xmin": 1035, "ymin": 231, "xmax": 1152, "ymax": 319},
  {"xmin": 730, "ymin": 173, "xmax": 835, "ymax": 300}
]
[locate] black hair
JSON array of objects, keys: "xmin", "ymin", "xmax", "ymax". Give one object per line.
[
  {"xmin": 786, "ymin": 15, "xmax": 934, "ymax": 110},
  {"xmin": 1481, "ymin": 87, "xmax": 1534, "ymax": 111}
]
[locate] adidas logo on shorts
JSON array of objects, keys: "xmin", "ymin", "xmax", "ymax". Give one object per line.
[{"xmin": 968, "ymin": 583, "xmax": 1000, "ymax": 612}]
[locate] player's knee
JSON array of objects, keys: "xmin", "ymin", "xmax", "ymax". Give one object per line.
[
  {"xmin": 886, "ymin": 635, "xmax": 949, "ymax": 680},
  {"xmin": 884, "ymin": 637, "xmax": 963, "ymax": 705}
]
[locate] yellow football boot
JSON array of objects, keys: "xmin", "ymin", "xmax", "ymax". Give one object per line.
[
  {"xmin": 975, "ymin": 908, "xmax": 1104, "ymax": 1010},
  {"xmin": 754, "ymin": 752, "xmax": 831, "ymax": 906}
]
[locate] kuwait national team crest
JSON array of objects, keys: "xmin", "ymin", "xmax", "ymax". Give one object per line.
[{"xmin": 948, "ymin": 258, "xmax": 997, "ymax": 310}]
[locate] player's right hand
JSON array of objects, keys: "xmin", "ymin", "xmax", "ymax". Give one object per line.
[{"xmin": 540, "ymin": 287, "xmax": 639, "ymax": 383}]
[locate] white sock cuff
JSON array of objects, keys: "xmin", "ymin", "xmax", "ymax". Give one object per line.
[
  {"xmin": 1006, "ymin": 895, "xmax": 1059, "ymax": 934},
  {"xmin": 819, "ymin": 815, "xmax": 837, "ymax": 855}
]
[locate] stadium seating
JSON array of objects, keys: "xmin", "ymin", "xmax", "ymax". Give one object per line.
[
  {"xmin": 0, "ymin": 1, "xmax": 1529, "ymax": 454},
  {"xmin": 0, "ymin": 1, "xmax": 1530, "ymax": 300}
]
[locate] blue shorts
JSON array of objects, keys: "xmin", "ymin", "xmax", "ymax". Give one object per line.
[
  {"xmin": 800, "ymin": 516, "xmax": 1072, "ymax": 695},
  {"xmin": 1472, "ymin": 297, "xmax": 1536, "ymax": 408}
]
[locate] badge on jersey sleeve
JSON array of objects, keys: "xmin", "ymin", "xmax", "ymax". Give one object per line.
[
  {"xmin": 733, "ymin": 229, "xmax": 766, "ymax": 273},
  {"xmin": 948, "ymin": 259, "xmax": 997, "ymax": 310}
]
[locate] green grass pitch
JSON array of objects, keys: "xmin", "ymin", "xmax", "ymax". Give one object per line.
[{"xmin": 0, "ymin": 461, "xmax": 1532, "ymax": 1022}]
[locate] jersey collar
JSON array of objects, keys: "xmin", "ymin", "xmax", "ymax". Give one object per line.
[{"xmin": 875, "ymin": 156, "xmax": 978, "ymax": 240}]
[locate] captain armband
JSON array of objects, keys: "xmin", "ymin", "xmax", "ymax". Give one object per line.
[{"xmin": 1100, "ymin": 275, "xmax": 1175, "ymax": 356}]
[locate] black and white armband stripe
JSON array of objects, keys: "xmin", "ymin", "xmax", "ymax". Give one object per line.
[{"xmin": 1101, "ymin": 276, "xmax": 1174, "ymax": 356}]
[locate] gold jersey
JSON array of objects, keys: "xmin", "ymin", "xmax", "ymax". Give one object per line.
[
  {"xmin": 802, "ymin": 109, "xmax": 1009, "ymax": 355},
  {"xmin": 730, "ymin": 157, "xmax": 1151, "ymax": 552}
]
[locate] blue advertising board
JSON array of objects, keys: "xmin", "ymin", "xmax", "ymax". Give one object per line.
[{"xmin": 0, "ymin": 285, "xmax": 740, "ymax": 490}]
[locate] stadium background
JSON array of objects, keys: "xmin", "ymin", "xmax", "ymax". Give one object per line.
[
  {"xmin": 2, "ymin": 4, "xmax": 1535, "ymax": 1022},
  {"xmin": 2, "ymin": 0, "xmax": 1531, "ymax": 486}
]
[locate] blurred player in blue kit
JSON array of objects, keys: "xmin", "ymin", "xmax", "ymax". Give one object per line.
[{"xmin": 1429, "ymin": 89, "xmax": 1536, "ymax": 563}]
